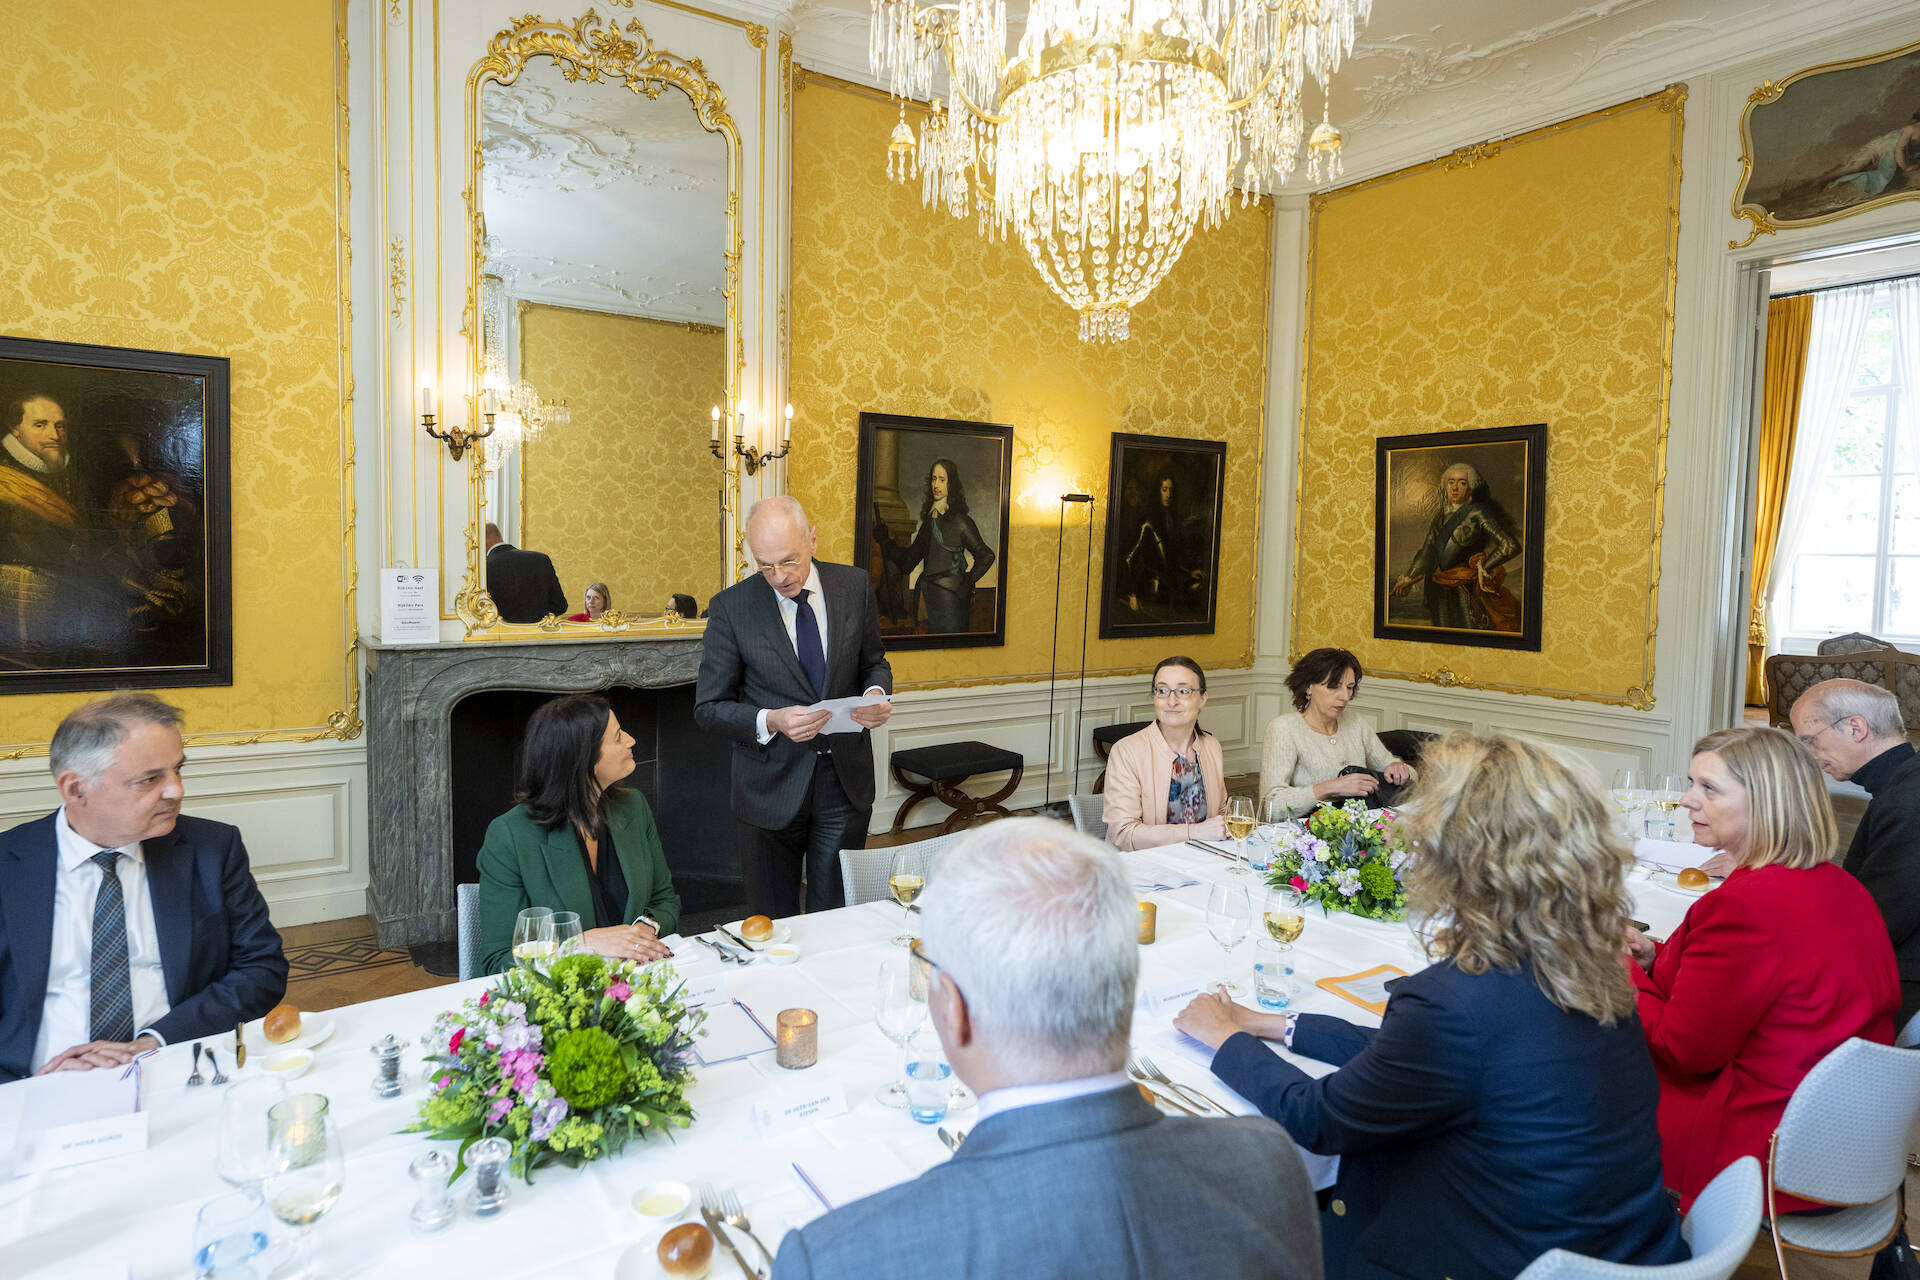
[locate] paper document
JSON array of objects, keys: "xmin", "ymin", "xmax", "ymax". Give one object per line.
[
  {"xmin": 1122, "ymin": 856, "xmax": 1199, "ymax": 893},
  {"xmin": 808, "ymin": 694, "xmax": 888, "ymax": 735},
  {"xmin": 694, "ymin": 999, "xmax": 777, "ymax": 1065},
  {"xmin": 791, "ymin": 1144, "xmax": 917, "ymax": 1213},
  {"xmin": 1314, "ymin": 964, "xmax": 1409, "ymax": 1016},
  {"xmin": 1633, "ymin": 838, "xmax": 1717, "ymax": 871},
  {"xmin": 10, "ymin": 1067, "xmax": 147, "ymax": 1174}
]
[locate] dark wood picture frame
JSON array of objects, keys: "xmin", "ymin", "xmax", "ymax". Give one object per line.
[
  {"xmin": 0, "ymin": 334, "xmax": 233, "ymax": 693},
  {"xmin": 1374, "ymin": 422, "xmax": 1545, "ymax": 652},
  {"xmin": 854, "ymin": 411, "xmax": 1013, "ymax": 650},
  {"xmin": 1098, "ymin": 433, "xmax": 1227, "ymax": 639}
]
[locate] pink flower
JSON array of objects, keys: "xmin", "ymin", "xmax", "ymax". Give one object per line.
[
  {"xmin": 488, "ymin": 1097, "xmax": 513, "ymax": 1124},
  {"xmin": 1290, "ymin": 876, "xmax": 1309, "ymax": 892},
  {"xmin": 449, "ymin": 1027, "xmax": 466, "ymax": 1055},
  {"xmin": 479, "ymin": 992, "xmax": 490, "ymax": 1005},
  {"xmin": 607, "ymin": 982, "xmax": 632, "ymax": 1002}
]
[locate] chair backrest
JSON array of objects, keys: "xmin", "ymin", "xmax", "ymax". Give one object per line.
[
  {"xmin": 1068, "ymin": 793, "xmax": 1107, "ymax": 842},
  {"xmin": 1898, "ymin": 1009, "xmax": 1920, "ymax": 1050},
  {"xmin": 456, "ymin": 882, "xmax": 482, "ymax": 982},
  {"xmin": 1514, "ymin": 1156, "xmax": 1760, "ymax": 1280},
  {"xmin": 1818, "ymin": 632, "xmax": 1895, "ymax": 656},
  {"xmin": 1772, "ymin": 1037, "xmax": 1920, "ymax": 1204},
  {"xmin": 1378, "ymin": 728, "xmax": 1439, "ymax": 766},
  {"xmin": 840, "ymin": 830, "xmax": 972, "ymax": 907}
]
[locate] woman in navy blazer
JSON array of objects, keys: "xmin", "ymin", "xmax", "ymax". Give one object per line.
[
  {"xmin": 477, "ymin": 694, "xmax": 682, "ymax": 975},
  {"xmin": 1177, "ymin": 733, "xmax": 1685, "ymax": 1280}
]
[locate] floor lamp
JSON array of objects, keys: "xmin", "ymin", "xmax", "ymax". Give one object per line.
[{"xmin": 1043, "ymin": 493, "xmax": 1095, "ymax": 817}]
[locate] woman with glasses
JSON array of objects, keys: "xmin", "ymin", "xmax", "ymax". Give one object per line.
[
  {"xmin": 1102, "ymin": 656, "xmax": 1229, "ymax": 850},
  {"xmin": 1260, "ymin": 647, "xmax": 1410, "ymax": 818}
]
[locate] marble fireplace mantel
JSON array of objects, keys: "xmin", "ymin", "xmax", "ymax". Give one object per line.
[{"xmin": 364, "ymin": 637, "xmax": 706, "ymax": 948}]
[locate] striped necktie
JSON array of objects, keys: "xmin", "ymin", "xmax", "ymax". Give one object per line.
[{"xmin": 88, "ymin": 850, "xmax": 136, "ymax": 1044}]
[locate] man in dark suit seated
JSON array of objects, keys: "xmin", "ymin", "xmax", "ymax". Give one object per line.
[
  {"xmin": 0, "ymin": 694, "xmax": 288, "ymax": 1082},
  {"xmin": 483, "ymin": 521, "xmax": 568, "ymax": 624},
  {"xmin": 772, "ymin": 819, "xmax": 1321, "ymax": 1280}
]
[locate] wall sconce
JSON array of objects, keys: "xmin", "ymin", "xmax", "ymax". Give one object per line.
[
  {"xmin": 710, "ymin": 403, "xmax": 794, "ymax": 476},
  {"xmin": 422, "ymin": 380, "xmax": 496, "ymax": 462}
]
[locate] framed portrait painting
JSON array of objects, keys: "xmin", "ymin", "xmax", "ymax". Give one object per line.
[
  {"xmin": 1098, "ymin": 433, "xmax": 1226, "ymax": 639},
  {"xmin": 1731, "ymin": 36, "xmax": 1920, "ymax": 246},
  {"xmin": 1374, "ymin": 423, "xmax": 1545, "ymax": 652},
  {"xmin": 853, "ymin": 411, "xmax": 1013, "ymax": 650},
  {"xmin": 0, "ymin": 334, "xmax": 232, "ymax": 693}
]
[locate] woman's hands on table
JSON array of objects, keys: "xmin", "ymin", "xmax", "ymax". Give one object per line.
[
  {"xmin": 1188, "ymin": 816, "xmax": 1229, "ymax": 841},
  {"xmin": 1172, "ymin": 989, "xmax": 1295, "ymax": 1051},
  {"xmin": 582, "ymin": 922, "xmax": 673, "ymax": 964},
  {"xmin": 1696, "ymin": 851, "xmax": 1736, "ymax": 879}
]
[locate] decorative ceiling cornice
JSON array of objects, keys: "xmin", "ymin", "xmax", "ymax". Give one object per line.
[{"xmin": 482, "ymin": 80, "xmax": 720, "ymax": 194}]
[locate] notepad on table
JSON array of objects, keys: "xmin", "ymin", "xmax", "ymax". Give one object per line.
[
  {"xmin": 1314, "ymin": 964, "xmax": 1409, "ymax": 1017},
  {"xmin": 1122, "ymin": 855, "xmax": 1199, "ymax": 892},
  {"xmin": 791, "ymin": 1144, "xmax": 918, "ymax": 1213},
  {"xmin": 694, "ymin": 999, "xmax": 777, "ymax": 1065}
]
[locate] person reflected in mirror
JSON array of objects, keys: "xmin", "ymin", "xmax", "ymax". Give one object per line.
[
  {"xmin": 1102, "ymin": 656, "xmax": 1229, "ymax": 850},
  {"xmin": 1260, "ymin": 648, "xmax": 1410, "ymax": 819},
  {"xmin": 566, "ymin": 581, "xmax": 611, "ymax": 622},
  {"xmin": 886, "ymin": 459, "xmax": 995, "ymax": 636},
  {"xmin": 482, "ymin": 521, "xmax": 567, "ymax": 624},
  {"xmin": 664, "ymin": 592, "xmax": 699, "ymax": 619},
  {"xmin": 476, "ymin": 693, "xmax": 681, "ymax": 975}
]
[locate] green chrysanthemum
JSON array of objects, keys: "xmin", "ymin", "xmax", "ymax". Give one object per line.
[
  {"xmin": 1358, "ymin": 858, "xmax": 1397, "ymax": 900},
  {"xmin": 546, "ymin": 1026, "xmax": 628, "ymax": 1109}
]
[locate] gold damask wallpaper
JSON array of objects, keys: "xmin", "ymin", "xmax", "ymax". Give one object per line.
[
  {"xmin": 1292, "ymin": 88, "xmax": 1684, "ymax": 708},
  {"xmin": 0, "ymin": 0, "xmax": 353, "ymax": 748},
  {"xmin": 789, "ymin": 76, "xmax": 1270, "ymax": 687},
  {"xmin": 519, "ymin": 304, "xmax": 725, "ymax": 614}
]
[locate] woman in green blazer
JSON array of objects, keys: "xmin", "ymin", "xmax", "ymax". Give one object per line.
[{"xmin": 477, "ymin": 693, "xmax": 683, "ymax": 975}]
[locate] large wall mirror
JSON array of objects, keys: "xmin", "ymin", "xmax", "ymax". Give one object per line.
[{"xmin": 457, "ymin": 12, "xmax": 741, "ymax": 637}]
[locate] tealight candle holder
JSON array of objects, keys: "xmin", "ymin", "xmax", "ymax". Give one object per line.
[
  {"xmin": 776, "ymin": 1008, "xmax": 818, "ymax": 1069},
  {"xmin": 370, "ymin": 1034, "xmax": 405, "ymax": 1099},
  {"xmin": 468, "ymin": 1136, "xmax": 512, "ymax": 1217},
  {"xmin": 1137, "ymin": 901, "xmax": 1157, "ymax": 944},
  {"xmin": 408, "ymin": 1150, "xmax": 455, "ymax": 1233}
]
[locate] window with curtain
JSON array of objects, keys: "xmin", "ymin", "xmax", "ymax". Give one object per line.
[{"xmin": 1777, "ymin": 284, "xmax": 1919, "ymax": 645}]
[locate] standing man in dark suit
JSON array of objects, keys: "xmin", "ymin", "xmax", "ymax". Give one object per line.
[
  {"xmin": 0, "ymin": 694, "xmax": 288, "ymax": 1083},
  {"xmin": 695, "ymin": 496, "xmax": 892, "ymax": 917},
  {"xmin": 773, "ymin": 819, "xmax": 1321, "ymax": 1280},
  {"xmin": 483, "ymin": 521, "xmax": 568, "ymax": 624}
]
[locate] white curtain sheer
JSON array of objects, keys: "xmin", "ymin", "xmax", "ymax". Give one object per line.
[
  {"xmin": 1890, "ymin": 276, "xmax": 1920, "ymax": 489},
  {"xmin": 1765, "ymin": 282, "xmax": 1878, "ymax": 635}
]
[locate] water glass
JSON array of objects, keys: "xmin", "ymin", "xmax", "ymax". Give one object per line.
[
  {"xmin": 873, "ymin": 951, "xmax": 927, "ymax": 1108},
  {"xmin": 903, "ymin": 1027, "xmax": 951, "ymax": 1126},
  {"xmin": 193, "ymin": 1188, "xmax": 272, "ymax": 1279},
  {"xmin": 215, "ymin": 1076, "xmax": 289, "ymax": 1188},
  {"xmin": 1254, "ymin": 938, "xmax": 1296, "ymax": 1011},
  {"xmin": 1206, "ymin": 883, "xmax": 1252, "ymax": 998},
  {"xmin": 550, "ymin": 911, "xmax": 584, "ymax": 956},
  {"xmin": 511, "ymin": 907, "xmax": 554, "ymax": 968}
]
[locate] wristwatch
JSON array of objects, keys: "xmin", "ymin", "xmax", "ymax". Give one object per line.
[{"xmin": 634, "ymin": 914, "xmax": 660, "ymax": 934}]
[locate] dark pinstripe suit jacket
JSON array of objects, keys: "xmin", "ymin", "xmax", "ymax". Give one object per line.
[{"xmin": 693, "ymin": 560, "xmax": 892, "ymax": 829}]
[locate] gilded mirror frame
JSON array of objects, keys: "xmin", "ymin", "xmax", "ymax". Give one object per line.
[{"xmin": 456, "ymin": 9, "xmax": 742, "ymax": 639}]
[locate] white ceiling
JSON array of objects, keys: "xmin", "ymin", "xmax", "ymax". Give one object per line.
[{"xmin": 482, "ymin": 57, "xmax": 729, "ymax": 325}]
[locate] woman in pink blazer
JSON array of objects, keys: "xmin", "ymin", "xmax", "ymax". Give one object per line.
[
  {"xmin": 1626, "ymin": 725, "xmax": 1898, "ymax": 1211},
  {"xmin": 1103, "ymin": 656, "xmax": 1229, "ymax": 851}
]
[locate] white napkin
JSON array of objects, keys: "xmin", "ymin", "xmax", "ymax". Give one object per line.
[{"xmin": 1633, "ymin": 838, "xmax": 1717, "ymax": 871}]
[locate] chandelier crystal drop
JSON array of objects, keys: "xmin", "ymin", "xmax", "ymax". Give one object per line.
[
  {"xmin": 478, "ymin": 272, "xmax": 570, "ymax": 472},
  {"xmin": 871, "ymin": 0, "xmax": 1373, "ymax": 341}
]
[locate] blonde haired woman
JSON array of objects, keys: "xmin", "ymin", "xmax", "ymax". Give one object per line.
[
  {"xmin": 1627, "ymin": 726, "xmax": 1897, "ymax": 1212},
  {"xmin": 1176, "ymin": 733, "xmax": 1684, "ymax": 1280}
]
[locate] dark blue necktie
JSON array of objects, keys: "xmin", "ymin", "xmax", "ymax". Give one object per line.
[
  {"xmin": 89, "ymin": 850, "xmax": 136, "ymax": 1044},
  {"xmin": 794, "ymin": 588, "xmax": 826, "ymax": 698}
]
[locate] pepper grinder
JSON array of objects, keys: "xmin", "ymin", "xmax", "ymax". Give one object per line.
[
  {"xmin": 408, "ymin": 1150, "xmax": 456, "ymax": 1233},
  {"xmin": 468, "ymin": 1136, "xmax": 512, "ymax": 1217},
  {"xmin": 370, "ymin": 1034, "xmax": 405, "ymax": 1099}
]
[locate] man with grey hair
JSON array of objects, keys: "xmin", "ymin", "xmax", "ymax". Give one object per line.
[
  {"xmin": 695, "ymin": 496, "xmax": 892, "ymax": 916},
  {"xmin": 1386, "ymin": 459, "xmax": 1522, "ymax": 632},
  {"xmin": 771, "ymin": 819, "xmax": 1321, "ymax": 1279},
  {"xmin": 0, "ymin": 694, "xmax": 287, "ymax": 1083},
  {"xmin": 1785, "ymin": 678, "xmax": 1920, "ymax": 1028}
]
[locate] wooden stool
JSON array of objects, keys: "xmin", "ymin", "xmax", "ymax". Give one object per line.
[
  {"xmin": 889, "ymin": 741, "xmax": 1025, "ymax": 834},
  {"xmin": 1090, "ymin": 721, "xmax": 1152, "ymax": 793}
]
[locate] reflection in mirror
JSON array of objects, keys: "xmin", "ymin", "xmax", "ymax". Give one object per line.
[{"xmin": 478, "ymin": 55, "xmax": 727, "ymax": 622}]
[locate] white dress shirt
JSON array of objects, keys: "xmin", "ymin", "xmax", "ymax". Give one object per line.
[
  {"xmin": 754, "ymin": 564, "xmax": 887, "ymax": 743},
  {"xmin": 31, "ymin": 808, "xmax": 172, "ymax": 1071},
  {"xmin": 976, "ymin": 1070, "xmax": 1134, "ymax": 1123}
]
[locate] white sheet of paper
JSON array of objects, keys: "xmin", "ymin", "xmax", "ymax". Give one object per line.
[
  {"xmin": 791, "ymin": 1143, "xmax": 918, "ymax": 1214},
  {"xmin": 694, "ymin": 1000, "xmax": 776, "ymax": 1065},
  {"xmin": 1141, "ymin": 977, "xmax": 1210, "ymax": 1016},
  {"xmin": 807, "ymin": 694, "xmax": 888, "ymax": 735},
  {"xmin": 378, "ymin": 568, "xmax": 438, "ymax": 643},
  {"xmin": 1325, "ymin": 969, "xmax": 1400, "ymax": 1008},
  {"xmin": 1121, "ymin": 855, "xmax": 1199, "ymax": 892},
  {"xmin": 1633, "ymin": 838, "xmax": 1717, "ymax": 871},
  {"xmin": 10, "ymin": 1069, "xmax": 146, "ymax": 1175}
]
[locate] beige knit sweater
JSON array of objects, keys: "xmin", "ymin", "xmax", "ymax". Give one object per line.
[{"xmin": 1258, "ymin": 712, "xmax": 1399, "ymax": 817}]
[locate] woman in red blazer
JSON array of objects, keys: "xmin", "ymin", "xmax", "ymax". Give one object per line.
[{"xmin": 1626, "ymin": 725, "xmax": 1899, "ymax": 1211}]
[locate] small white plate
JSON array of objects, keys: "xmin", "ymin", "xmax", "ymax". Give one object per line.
[
  {"xmin": 764, "ymin": 944, "xmax": 800, "ymax": 966},
  {"xmin": 258, "ymin": 1048, "xmax": 313, "ymax": 1079},
  {"xmin": 723, "ymin": 921, "xmax": 793, "ymax": 952},
  {"xmin": 248, "ymin": 1014, "xmax": 336, "ymax": 1051}
]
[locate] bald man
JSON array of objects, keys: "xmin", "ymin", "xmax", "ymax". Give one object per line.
[{"xmin": 693, "ymin": 497, "xmax": 892, "ymax": 917}]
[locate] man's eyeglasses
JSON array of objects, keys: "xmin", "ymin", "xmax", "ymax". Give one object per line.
[
  {"xmin": 1797, "ymin": 715, "xmax": 1854, "ymax": 749},
  {"xmin": 1152, "ymin": 685, "xmax": 1202, "ymax": 700},
  {"xmin": 756, "ymin": 557, "xmax": 806, "ymax": 577}
]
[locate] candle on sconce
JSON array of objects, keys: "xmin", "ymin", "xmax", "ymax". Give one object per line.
[
  {"xmin": 783, "ymin": 403, "xmax": 794, "ymax": 446},
  {"xmin": 1137, "ymin": 900, "xmax": 1157, "ymax": 945},
  {"xmin": 735, "ymin": 410, "xmax": 747, "ymax": 441},
  {"xmin": 419, "ymin": 382, "xmax": 435, "ymax": 417},
  {"xmin": 775, "ymin": 1009, "xmax": 818, "ymax": 1069},
  {"xmin": 710, "ymin": 405, "xmax": 721, "ymax": 442}
]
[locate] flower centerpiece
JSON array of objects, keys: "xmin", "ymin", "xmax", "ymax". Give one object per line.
[
  {"xmin": 1267, "ymin": 799, "xmax": 1411, "ymax": 921},
  {"xmin": 408, "ymin": 952, "xmax": 704, "ymax": 1181}
]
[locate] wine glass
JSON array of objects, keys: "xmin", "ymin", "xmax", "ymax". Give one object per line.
[
  {"xmin": 1224, "ymin": 796, "xmax": 1258, "ymax": 876},
  {"xmin": 1206, "ymin": 882, "xmax": 1252, "ymax": 997},
  {"xmin": 550, "ymin": 911, "xmax": 583, "ymax": 957},
  {"xmin": 873, "ymin": 951, "xmax": 927, "ymax": 1108},
  {"xmin": 1263, "ymin": 884, "xmax": 1306, "ymax": 952},
  {"xmin": 1262, "ymin": 792, "xmax": 1292, "ymax": 826},
  {"xmin": 1608, "ymin": 769, "xmax": 1645, "ymax": 844},
  {"xmin": 192, "ymin": 1188, "xmax": 274, "ymax": 1279},
  {"xmin": 215, "ymin": 1075, "xmax": 289, "ymax": 1188},
  {"xmin": 264, "ymin": 1093, "xmax": 345, "ymax": 1278},
  {"xmin": 888, "ymin": 848, "xmax": 926, "ymax": 947},
  {"xmin": 511, "ymin": 907, "xmax": 554, "ymax": 968}
]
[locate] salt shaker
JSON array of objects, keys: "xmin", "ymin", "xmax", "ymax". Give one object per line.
[
  {"xmin": 408, "ymin": 1150, "xmax": 455, "ymax": 1233},
  {"xmin": 370, "ymin": 1034, "xmax": 405, "ymax": 1099},
  {"xmin": 468, "ymin": 1136, "xmax": 512, "ymax": 1217}
]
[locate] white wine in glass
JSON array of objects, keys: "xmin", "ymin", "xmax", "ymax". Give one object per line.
[
  {"xmin": 511, "ymin": 907, "xmax": 555, "ymax": 968},
  {"xmin": 1264, "ymin": 886, "xmax": 1306, "ymax": 949},
  {"xmin": 1225, "ymin": 796, "xmax": 1257, "ymax": 876},
  {"xmin": 888, "ymin": 848, "xmax": 926, "ymax": 947}
]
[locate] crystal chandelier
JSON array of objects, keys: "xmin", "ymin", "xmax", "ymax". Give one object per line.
[
  {"xmin": 478, "ymin": 271, "xmax": 571, "ymax": 471},
  {"xmin": 870, "ymin": 0, "xmax": 1372, "ymax": 342}
]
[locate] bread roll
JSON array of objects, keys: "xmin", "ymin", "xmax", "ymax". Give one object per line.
[
  {"xmin": 1677, "ymin": 866, "xmax": 1710, "ymax": 890},
  {"xmin": 740, "ymin": 915, "xmax": 774, "ymax": 942},
  {"xmin": 658, "ymin": 1223, "xmax": 713, "ymax": 1278},
  {"xmin": 263, "ymin": 1003, "xmax": 302, "ymax": 1044}
]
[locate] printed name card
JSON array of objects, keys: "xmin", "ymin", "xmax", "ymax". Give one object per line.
[
  {"xmin": 1142, "ymin": 977, "xmax": 1209, "ymax": 1016},
  {"xmin": 10, "ymin": 1068, "xmax": 148, "ymax": 1175},
  {"xmin": 749, "ymin": 1079, "xmax": 849, "ymax": 1138}
]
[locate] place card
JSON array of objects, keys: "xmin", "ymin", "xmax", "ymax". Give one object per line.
[
  {"xmin": 693, "ymin": 999, "xmax": 776, "ymax": 1066},
  {"xmin": 749, "ymin": 1079, "xmax": 848, "ymax": 1138},
  {"xmin": 9, "ymin": 1068, "xmax": 147, "ymax": 1175},
  {"xmin": 1141, "ymin": 977, "xmax": 1209, "ymax": 1016}
]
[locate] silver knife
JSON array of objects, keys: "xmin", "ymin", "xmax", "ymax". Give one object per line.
[
  {"xmin": 1131, "ymin": 1076, "xmax": 1203, "ymax": 1116},
  {"xmin": 701, "ymin": 1205, "xmax": 761, "ymax": 1280},
  {"xmin": 1185, "ymin": 839, "xmax": 1239, "ymax": 861},
  {"xmin": 718, "ymin": 923, "xmax": 759, "ymax": 952}
]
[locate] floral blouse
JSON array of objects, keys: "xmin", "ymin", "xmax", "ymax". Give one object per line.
[{"xmin": 1168, "ymin": 749, "xmax": 1209, "ymax": 825}]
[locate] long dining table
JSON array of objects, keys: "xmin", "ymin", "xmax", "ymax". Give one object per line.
[{"xmin": 0, "ymin": 837, "xmax": 1705, "ymax": 1280}]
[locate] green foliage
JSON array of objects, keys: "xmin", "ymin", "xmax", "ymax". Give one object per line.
[{"xmin": 547, "ymin": 1027, "xmax": 629, "ymax": 1110}]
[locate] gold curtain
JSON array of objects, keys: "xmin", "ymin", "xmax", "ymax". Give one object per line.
[{"xmin": 1746, "ymin": 293, "xmax": 1815, "ymax": 706}]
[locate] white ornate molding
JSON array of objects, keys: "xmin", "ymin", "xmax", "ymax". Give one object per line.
[{"xmin": 481, "ymin": 80, "xmax": 721, "ymax": 195}]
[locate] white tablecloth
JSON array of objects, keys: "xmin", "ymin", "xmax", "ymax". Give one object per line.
[{"xmin": 0, "ymin": 841, "xmax": 1702, "ymax": 1279}]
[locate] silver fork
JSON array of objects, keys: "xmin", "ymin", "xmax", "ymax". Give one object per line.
[
  {"xmin": 697, "ymin": 1184, "xmax": 760, "ymax": 1280},
  {"xmin": 721, "ymin": 1189, "xmax": 774, "ymax": 1272},
  {"xmin": 206, "ymin": 1049, "xmax": 229, "ymax": 1085},
  {"xmin": 1131, "ymin": 1052, "xmax": 1227, "ymax": 1115},
  {"xmin": 186, "ymin": 1042, "xmax": 205, "ymax": 1087}
]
